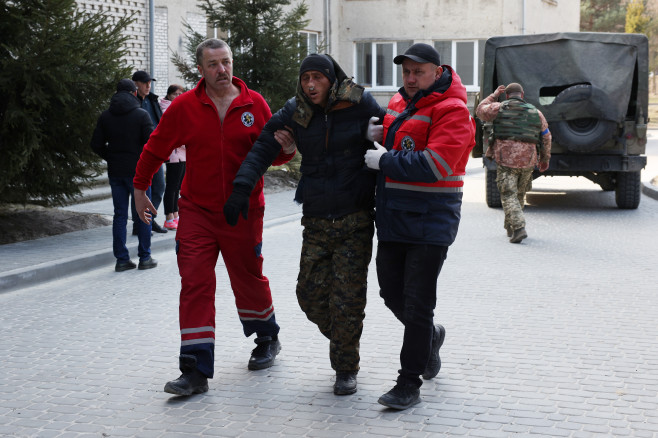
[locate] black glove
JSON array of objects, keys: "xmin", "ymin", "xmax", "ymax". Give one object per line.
[{"xmin": 223, "ymin": 184, "xmax": 252, "ymax": 226}]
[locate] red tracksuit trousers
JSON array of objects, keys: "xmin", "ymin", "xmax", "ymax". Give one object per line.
[{"xmin": 175, "ymin": 196, "xmax": 279, "ymax": 378}]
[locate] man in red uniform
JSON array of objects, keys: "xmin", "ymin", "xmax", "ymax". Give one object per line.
[
  {"xmin": 133, "ymin": 38, "xmax": 295, "ymax": 396},
  {"xmin": 365, "ymin": 43, "xmax": 475, "ymax": 409}
]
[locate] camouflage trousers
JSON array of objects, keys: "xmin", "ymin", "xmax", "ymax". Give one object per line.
[
  {"xmin": 496, "ymin": 165, "xmax": 533, "ymax": 232},
  {"xmin": 297, "ymin": 210, "xmax": 374, "ymax": 372}
]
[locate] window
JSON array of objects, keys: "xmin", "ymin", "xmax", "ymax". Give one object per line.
[
  {"xmin": 434, "ymin": 39, "xmax": 485, "ymax": 91},
  {"xmin": 355, "ymin": 40, "xmax": 412, "ymax": 89},
  {"xmin": 299, "ymin": 31, "xmax": 319, "ymax": 55}
]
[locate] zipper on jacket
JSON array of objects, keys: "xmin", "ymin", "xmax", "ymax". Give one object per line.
[{"xmin": 324, "ymin": 113, "xmax": 329, "ymax": 150}]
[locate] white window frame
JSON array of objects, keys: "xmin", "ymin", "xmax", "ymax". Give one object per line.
[
  {"xmin": 451, "ymin": 39, "xmax": 480, "ymax": 93},
  {"xmin": 436, "ymin": 39, "xmax": 480, "ymax": 92},
  {"xmin": 354, "ymin": 41, "xmax": 411, "ymax": 91},
  {"xmin": 299, "ymin": 31, "xmax": 319, "ymax": 55}
]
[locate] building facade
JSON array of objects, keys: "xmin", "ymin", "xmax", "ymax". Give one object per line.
[
  {"xmin": 77, "ymin": 0, "xmax": 203, "ymax": 96},
  {"xmin": 77, "ymin": 0, "xmax": 579, "ymax": 102},
  {"xmin": 298, "ymin": 0, "xmax": 580, "ymax": 106}
]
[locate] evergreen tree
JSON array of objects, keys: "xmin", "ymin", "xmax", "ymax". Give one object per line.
[
  {"xmin": 173, "ymin": 0, "xmax": 309, "ymax": 111},
  {"xmin": 0, "ymin": 0, "xmax": 133, "ymax": 205},
  {"xmin": 580, "ymin": 0, "xmax": 627, "ymax": 32}
]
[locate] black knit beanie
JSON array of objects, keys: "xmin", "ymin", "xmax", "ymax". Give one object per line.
[{"xmin": 299, "ymin": 54, "xmax": 336, "ymax": 84}]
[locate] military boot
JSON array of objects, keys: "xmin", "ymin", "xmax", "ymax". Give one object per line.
[
  {"xmin": 164, "ymin": 354, "xmax": 209, "ymax": 396},
  {"xmin": 509, "ymin": 227, "xmax": 527, "ymax": 243},
  {"xmin": 334, "ymin": 372, "xmax": 358, "ymax": 395}
]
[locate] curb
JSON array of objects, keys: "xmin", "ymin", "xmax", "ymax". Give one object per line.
[
  {"xmin": 642, "ymin": 180, "xmax": 658, "ymax": 200},
  {"xmin": 0, "ymin": 213, "xmax": 302, "ymax": 294}
]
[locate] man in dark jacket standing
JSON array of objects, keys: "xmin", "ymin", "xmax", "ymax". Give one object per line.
[
  {"xmin": 90, "ymin": 79, "xmax": 157, "ymax": 272},
  {"xmin": 225, "ymin": 54, "xmax": 385, "ymax": 396},
  {"xmin": 132, "ymin": 70, "xmax": 167, "ymax": 234},
  {"xmin": 364, "ymin": 44, "xmax": 475, "ymax": 409}
]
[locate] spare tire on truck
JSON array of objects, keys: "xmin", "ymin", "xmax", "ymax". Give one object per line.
[{"xmin": 550, "ymin": 84, "xmax": 617, "ymax": 153}]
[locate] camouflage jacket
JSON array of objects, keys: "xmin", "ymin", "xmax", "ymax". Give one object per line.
[{"xmin": 476, "ymin": 92, "xmax": 552, "ymax": 169}]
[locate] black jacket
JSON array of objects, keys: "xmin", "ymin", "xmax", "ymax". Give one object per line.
[
  {"xmin": 90, "ymin": 91, "xmax": 154, "ymax": 178},
  {"xmin": 139, "ymin": 92, "xmax": 163, "ymax": 126},
  {"xmin": 233, "ymin": 61, "xmax": 385, "ymax": 219}
]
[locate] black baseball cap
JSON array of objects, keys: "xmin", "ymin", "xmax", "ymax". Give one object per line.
[
  {"xmin": 132, "ymin": 70, "xmax": 156, "ymax": 83},
  {"xmin": 116, "ymin": 79, "xmax": 137, "ymax": 93},
  {"xmin": 394, "ymin": 43, "xmax": 441, "ymax": 66}
]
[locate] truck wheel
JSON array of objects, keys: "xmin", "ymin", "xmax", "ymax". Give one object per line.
[
  {"xmin": 486, "ymin": 168, "xmax": 502, "ymax": 208},
  {"xmin": 615, "ymin": 171, "xmax": 641, "ymax": 209},
  {"xmin": 551, "ymin": 84, "xmax": 617, "ymax": 152}
]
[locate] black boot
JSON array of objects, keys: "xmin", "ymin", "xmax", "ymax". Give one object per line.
[
  {"xmin": 248, "ymin": 336, "xmax": 281, "ymax": 370},
  {"xmin": 115, "ymin": 259, "xmax": 136, "ymax": 272},
  {"xmin": 151, "ymin": 220, "xmax": 168, "ymax": 234},
  {"xmin": 378, "ymin": 382, "xmax": 421, "ymax": 410},
  {"xmin": 164, "ymin": 354, "xmax": 209, "ymax": 396},
  {"xmin": 334, "ymin": 371, "xmax": 357, "ymax": 395},
  {"xmin": 422, "ymin": 324, "xmax": 446, "ymax": 380}
]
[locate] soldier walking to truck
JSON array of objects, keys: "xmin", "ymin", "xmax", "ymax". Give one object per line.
[{"xmin": 476, "ymin": 82, "xmax": 552, "ymax": 243}]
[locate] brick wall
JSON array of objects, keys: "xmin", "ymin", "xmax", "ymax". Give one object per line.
[
  {"xmin": 77, "ymin": 0, "xmax": 150, "ymax": 72},
  {"xmin": 153, "ymin": 7, "xmax": 168, "ymax": 95}
]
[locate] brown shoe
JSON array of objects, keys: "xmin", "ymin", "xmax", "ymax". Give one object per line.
[{"xmin": 509, "ymin": 227, "xmax": 527, "ymax": 243}]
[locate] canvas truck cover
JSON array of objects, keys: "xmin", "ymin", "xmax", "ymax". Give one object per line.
[{"xmin": 481, "ymin": 32, "xmax": 649, "ymax": 125}]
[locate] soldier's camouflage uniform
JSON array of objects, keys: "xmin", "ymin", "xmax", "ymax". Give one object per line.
[
  {"xmin": 297, "ymin": 210, "xmax": 374, "ymax": 372},
  {"xmin": 476, "ymin": 91, "xmax": 552, "ymax": 233}
]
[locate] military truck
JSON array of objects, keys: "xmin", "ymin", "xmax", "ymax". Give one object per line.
[{"xmin": 472, "ymin": 32, "xmax": 649, "ymax": 209}]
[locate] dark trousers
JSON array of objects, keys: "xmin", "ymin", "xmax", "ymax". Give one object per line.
[
  {"xmin": 163, "ymin": 162, "xmax": 185, "ymax": 215},
  {"xmin": 151, "ymin": 164, "xmax": 165, "ymax": 212},
  {"xmin": 376, "ymin": 241, "xmax": 448, "ymax": 388},
  {"xmin": 109, "ymin": 176, "xmax": 152, "ymax": 262}
]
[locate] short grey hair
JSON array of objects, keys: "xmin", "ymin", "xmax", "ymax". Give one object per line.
[{"xmin": 195, "ymin": 38, "xmax": 233, "ymax": 66}]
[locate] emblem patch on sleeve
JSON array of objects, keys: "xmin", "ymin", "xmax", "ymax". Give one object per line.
[
  {"xmin": 401, "ymin": 136, "xmax": 416, "ymax": 151},
  {"xmin": 241, "ymin": 112, "xmax": 255, "ymax": 127}
]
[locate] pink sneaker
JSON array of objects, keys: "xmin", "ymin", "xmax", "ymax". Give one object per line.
[{"xmin": 164, "ymin": 219, "xmax": 177, "ymax": 230}]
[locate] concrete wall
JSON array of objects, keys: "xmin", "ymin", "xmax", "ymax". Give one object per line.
[{"xmin": 333, "ymin": 0, "xmax": 580, "ymax": 80}]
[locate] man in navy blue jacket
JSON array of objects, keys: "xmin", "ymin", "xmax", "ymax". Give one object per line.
[{"xmin": 224, "ymin": 54, "xmax": 385, "ymax": 396}]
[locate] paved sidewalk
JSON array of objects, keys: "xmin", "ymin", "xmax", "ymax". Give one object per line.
[{"xmin": 0, "ymin": 190, "xmax": 302, "ymax": 293}]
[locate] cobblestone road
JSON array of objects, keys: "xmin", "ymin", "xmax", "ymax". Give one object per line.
[{"xmin": 1, "ymin": 152, "xmax": 658, "ymax": 437}]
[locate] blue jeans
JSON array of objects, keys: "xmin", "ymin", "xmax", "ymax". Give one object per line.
[
  {"xmin": 376, "ymin": 241, "xmax": 448, "ymax": 388},
  {"xmin": 109, "ymin": 176, "xmax": 152, "ymax": 262}
]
